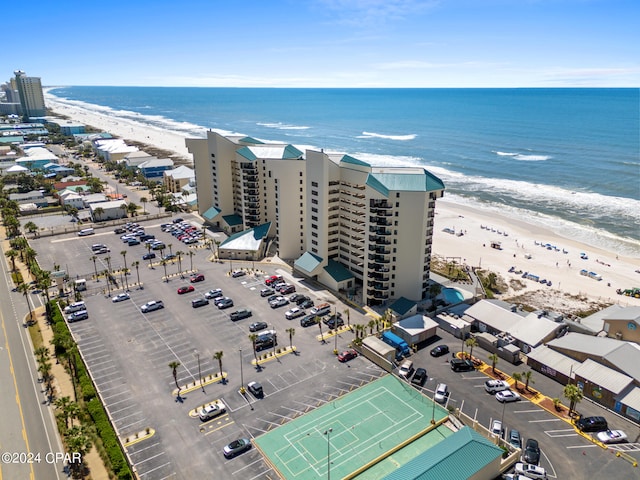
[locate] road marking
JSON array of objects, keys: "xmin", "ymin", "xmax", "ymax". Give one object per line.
[
  {"xmin": 566, "ymin": 444, "xmax": 600, "ymax": 449},
  {"xmin": 513, "ymin": 409, "xmax": 542, "ymax": 413},
  {"xmin": 528, "ymin": 418, "xmax": 563, "ymax": 423}
]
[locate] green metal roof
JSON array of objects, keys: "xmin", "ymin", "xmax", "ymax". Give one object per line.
[
  {"xmin": 294, "ymin": 251, "xmax": 324, "ymax": 274},
  {"xmin": 202, "ymin": 206, "xmax": 221, "ymax": 220},
  {"xmin": 340, "ymin": 154, "xmax": 370, "ymax": 167},
  {"xmin": 366, "ymin": 170, "xmax": 445, "ymax": 196},
  {"xmin": 221, "ymin": 214, "xmax": 244, "ymax": 226},
  {"xmin": 236, "ymin": 146, "xmax": 257, "ymax": 161},
  {"xmin": 382, "ymin": 427, "xmax": 503, "ymax": 480},
  {"xmin": 220, "ymin": 222, "xmax": 271, "ymax": 247},
  {"xmin": 324, "ymin": 259, "xmax": 354, "ymax": 283},
  {"xmin": 390, "ymin": 297, "xmax": 416, "ymax": 316},
  {"xmin": 283, "ymin": 145, "xmax": 304, "ymax": 159},
  {"xmin": 239, "ymin": 136, "xmax": 264, "ymax": 145}
]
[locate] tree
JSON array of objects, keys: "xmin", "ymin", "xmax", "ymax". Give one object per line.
[
  {"xmin": 512, "ymin": 372, "xmax": 522, "ymax": 391},
  {"xmin": 367, "ymin": 320, "xmax": 375, "ymax": 335},
  {"xmin": 140, "ymin": 196, "xmax": 148, "ymax": 214},
  {"xmin": 563, "ymin": 383, "xmax": 583, "ymax": 417},
  {"xmin": 188, "ymin": 250, "xmax": 195, "ymax": 272},
  {"xmin": 90, "ymin": 255, "xmax": 99, "ymax": 281},
  {"xmin": 168, "ymin": 243, "xmax": 173, "ymax": 255},
  {"xmin": 24, "ymin": 247, "xmax": 37, "ymax": 273},
  {"xmin": 5, "ymin": 249, "xmax": 18, "ymax": 271},
  {"xmin": 17, "ymin": 282, "xmax": 34, "ymax": 322},
  {"xmin": 93, "ymin": 207, "xmax": 104, "ymax": 222},
  {"xmin": 146, "ymin": 243, "xmax": 153, "ymax": 267},
  {"xmin": 175, "ymin": 250, "xmax": 184, "ymax": 276},
  {"xmin": 169, "ymin": 361, "xmax": 181, "ymax": 394},
  {"xmin": 343, "ymin": 308, "xmax": 351, "ymax": 329},
  {"xmin": 523, "ymin": 371, "xmax": 535, "ymax": 392},
  {"xmin": 120, "ymin": 250, "xmax": 128, "ymax": 276},
  {"xmin": 24, "ymin": 221, "xmax": 38, "ymax": 237},
  {"xmin": 429, "ymin": 282, "xmax": 442, "ymax": 299},
  {"xmin": 316, "ymin": 317, "xmax": 324, "ymax": 343},
  {"xmin": 54, "ymin": 396, "xmax": 72, "ymax": 430},
  {"xmin": 65, "ymin": 425, "xmax": 92, "ymax": 478},
  {"xmin": 213, "ymin": 351, "xmax": 224, "ymax": 381},
  {"xmin": 35, "ymin": 270, "xmax": 51, "ymax": 304},
  {"xmin": 286, "ymin": 327, "xmax": 295, "ymax": 350},
  {"xmin": 488, "ymin": 353, "xmax": 499, "ymax": 374},
  {"xmin": 126, "ymin": 202, "xmax": 138, "ymax": 217},
  {"xmin": 132, "ymin": 261, "xmax": 140, "ymax": 287},
  {"xmin": 249, "ymin": 334, "xmax": 259, "ymax": 364},
  {"xmin": 161, "ymin": 259, "xmax": 168, "ymax": 282},
  {"xmin": 465, "ymin": 337, "xmax": 478, "ymax": 360}
]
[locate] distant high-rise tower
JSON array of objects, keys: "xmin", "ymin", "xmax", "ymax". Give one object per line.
[{"xmin": 14, "ymin": 70, "xmax": 45, "ymax": 118}]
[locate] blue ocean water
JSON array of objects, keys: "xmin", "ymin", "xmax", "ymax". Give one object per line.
[{"xmin": 47, "ymin": 87, "xmax": 640, "ymax": 255}]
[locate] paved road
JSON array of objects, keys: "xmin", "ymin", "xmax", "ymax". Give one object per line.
[{"xmin": 0, "ymin": 242, "xmax": 66, "ymax": 480}]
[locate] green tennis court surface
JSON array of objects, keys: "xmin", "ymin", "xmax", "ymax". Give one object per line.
[{"xmin": 254, "ymin": 374, "xmax": 449, "ymax": 479}]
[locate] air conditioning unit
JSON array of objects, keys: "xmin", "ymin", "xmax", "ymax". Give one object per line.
[{"xmin": 615, "ymin": 332, "xmax": 623, "ymax": 340}]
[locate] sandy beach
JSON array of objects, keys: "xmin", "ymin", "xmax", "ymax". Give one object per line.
[{"xmin": 44, "ymin": 96, "xmax": 640, "ymax": 313}]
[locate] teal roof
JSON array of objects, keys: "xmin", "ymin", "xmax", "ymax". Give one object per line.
[
  {"xmin": 283, "ymin": 145, "xmax": 304, "ymax": 159},
  {"xmin": 383, "ymin": 427, "xmax": 503, "ymax": 480},
  {"xmin": 236, "ymin": 146, "xmax": 257, "ymax": 161},
  {"xmin": 239, "ymin": 136, "xmax": 264, "ymax": 145},
  {"xmin": 222, "ymin": 214, "xmax": 244, "ymax": 226},
  {"xmin": 324, "ymin": 259, "xmax": 354, "ymax": 283},
  {"xmin": 220, "ymin": 222, "xmax": 271, "ymax": 247},
  {"xmin": 366, "ymin": 170, "xmax": 445, "ymax": 196},
  {"xmin": 294, "ymin": 251, "xmax": 324, "ymax": 274},
  {"xmin": 202, "ymin": 206, "xmax": 221, "ymax": 220},
  {"xmin": 390, "ymin": 297, "xmax": 416, "ymax": 316},
  {"xmin": 341, "ymin": 154, "xmax": 370, "ymax": 167}
]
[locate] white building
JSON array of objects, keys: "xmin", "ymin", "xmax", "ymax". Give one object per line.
[
  {"xmin": 90, "ymin": 200, "xmax": 127, "ymax": 221},
  {"xmin": 163, "ymin": 165, "xmax": 195, "ymax": 193},
  {"xmin": 186, "ymin": 131, "xmax": 445, "ymax": 306},
  {"xmin": 14, "ymin": 71, "xmax": 45, "ymax": 118}
]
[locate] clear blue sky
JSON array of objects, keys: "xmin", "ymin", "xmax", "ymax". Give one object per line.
[{"xmin": 9, "ymin": 0, "xmax": 639, "ymax": 87}]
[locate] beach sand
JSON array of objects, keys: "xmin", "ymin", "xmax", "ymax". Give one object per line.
[{"xmin": 44, "ymin": 96, "xmax": 640, "ymax": 313}]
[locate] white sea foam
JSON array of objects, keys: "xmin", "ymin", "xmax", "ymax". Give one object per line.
[
  {"xmin": 257, "ymin": 122, "xmax": 310, "ymax": 130},
  {"xmin": 358, "ymin": 131, "xmax": 417, "ymax": 141},
  {"xmin": 494, "ymin": 151, "xmax": 519, "ymax": 156},
  {"xmin": 513, "ymin": 154, "xmax": 551, "ymax": 161}
]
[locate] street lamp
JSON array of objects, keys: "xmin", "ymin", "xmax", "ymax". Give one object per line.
[
  {"xmin": 431, "ymin": 378, "xmax": 437, "ymax": 425},
  {"xmin": 239, "ymin": 348, "xmax": 245, "ymax": 394},
  {"xmin": 324, "ymin": 428, "xmax": 333, "ymax": 480},
  {"xmin": 498, "ymin": 398, "xmax": 507, "ymax": 445},
  {"xmin": 194, "ymin": 349, "xmax": 204, "ymax": 393}
]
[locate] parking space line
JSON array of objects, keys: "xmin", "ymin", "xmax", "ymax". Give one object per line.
[
  {"xmin": 138, "ymin": 463, "xmax": 174, "ymax": 478},
  {"xmin": 529, "ymin": 418, "xmax": 563, "ymax": 423},
  {"xmin": 110, "ymin": 404, "xmax": 139, "ymax": 415},
  {"xmin": 127, "ymin": 442, "xmax": 161, "ymax": 455},
  {"xmin": 566, "ymin": 444, "xmax": 600, "ymax": 449},
  {"xmin": 118, "ymin": 419, "xmax": 146, "ymax": 431},
  {"xmin": 513, "ymin": 409, "xmax": 542, "ymax": 413},
  {"xmin": 136, "ymin": 452, "xmax": 167, "ymax": 466},
  {"xmin": 108, "ymin": 398, "xmax": 135, "ymax": 408},
  {"xmin": 203, "ymin": 420, "xmax": 235, "ymax": 435},
  {"xmin": 102, "ymin": 391, "xmax": 129, "ymax": 401}
]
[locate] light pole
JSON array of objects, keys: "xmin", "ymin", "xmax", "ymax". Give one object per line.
[
  {"xmin": 324, "ymin": 428, "xmax": 333, "ymax": 480},
  {"xmin": 498, "ymin": 398, "xmax": 507, "ymax": 445},
  {"xmin": 194, "ymin": 349, "xmax": 204, "ymax": 393},
  {"xmin": 431, "ymin": 378, "xmax": 436, "ymax": 425},
  {"xmin": 239, "ymin": 349, "xmax": 245, "ymax": 394}
]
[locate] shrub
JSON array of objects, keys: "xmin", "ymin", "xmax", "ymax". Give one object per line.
[{"xmin": 87, "ymin": 398, "xmax": 132, "ymax": 479}]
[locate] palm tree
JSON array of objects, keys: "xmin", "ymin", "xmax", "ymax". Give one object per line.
[
  {"xmin": 132, "ymin": 261, "xmax": 140, "ymax": 287},
  {"xmin": 161, "ymin": 259, "xmax": 168, "ymax": 282},
  {"xmin": 90, "ymin": 255, "xmax": 99, "ymax": 280},
  {"xmin": 126, "ymin": 202, "xmax": 138, "ymax": 217},
  {"xmin": 65, "ymin": 425, "xmax": 92, "ymax": 478},
  {"xmin": 93, "ymin": 207, "xmax": 104, "ymax": 222},
  {"xmin": 54, "ymin": 396, "xmax": 72, "ymax": 430},
  {"xmin": 316, "ymin": 317, "xmax": 324, "ymax": 343},
  {"xmin": 367, "ymin": 320, "xmax": 375, "ymax": 335},
  {"xmin": 169, "ymin": 361, "xmax": 181, "ymax": 394},
  {"xmin": 213, "ymin": 240, "xmax": 221, "ymax": 260},
  {"xmin": 168, "ymin": 243, "xmax": 173, "ymax": 255},
  {"xmin": 488, "ymin": 353, "xmax": 499, "ymax": 373},
  {"xmin": 146, "ymin": 243, "xmax": 153, "ymax": 267},
  {"xmin": 286, "ymin": 327, "xmax": 295, "ymax": 350},
  {"xmin": 17, "ymin": 282, "xmax": 34, "ymax": 322},
  {"xmin": 5, "ymin": 249, "xmax": 18, "ymax": 271},
  {"xmin": 188, "ymin": 251, "xmax": 195, "ymax": 272},
  {"xmin": 512, "ymin": 372, "xmax": 522, "ymax": 391},
  {"xmin": 35, "ymin": 270, "xmax": 52, "ymax": 304},
  {"xmin": 249, "ymin": 334, "xmax": 259, "ymax": 363},
  {"xmin": 175, "ymin": 250, "xmax": 184, "ymax": 276},
  {"xmin": 563, "ymin": 383, "xmax": 583, "ymax": 417},
  {"xmin": 104, "ymin": 256, "xmax": 112, "ymax": 276},
  {"xmin": 140, "ymin": 196, "xmax": 148, "ymax": 214},
  {"xmin": 24, "ymin": 221, "xmax": 38, "ymax": 237},
  {"xmin": 120, "ymin": 250, "xmax": 128, "ymax": 276},
  {"xmin": 213, "ymin": 351, "xmax": 224, "ymax": 381},
  {"xmin": 465, "ymin": 337, "xmax": 478, "ymax": 360},
  {"xmin": 343, "ymin": 308, "xmax": 351, "ymax": 329},
  {"xmin": 523, "ymin": 371, "xmax": 535, "ymax": 392},
  {"xmin": 24, "ymin": 247, "xmax": 37, "ymax": 273}
]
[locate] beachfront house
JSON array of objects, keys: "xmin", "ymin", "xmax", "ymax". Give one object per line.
[
  {"xmin": 163, "ymin": 165, "xmax": 195, "ymax": 193},
  {"xmin": 137, "ymin": 158, "xmax": 174, "ymax": 180}
]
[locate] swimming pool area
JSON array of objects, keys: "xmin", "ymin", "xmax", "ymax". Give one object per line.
[{"xmin": 442, "ymin": 287, "xmax": 465, "ymax": 304}]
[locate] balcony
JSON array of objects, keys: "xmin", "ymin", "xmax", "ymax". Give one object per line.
[
  {"xmin": 368, "ymin": 255, "xmax": 390, "ymax": 263},
  {"xmin": 367, "ymin": 281, "xmax": 389, "ymax": 291},
  {"xmin": 368, "ymin": 272, "xmax": 389, "ymax": 281},
  {"xmin": 368, "ymin": 263, "xmax": 390, "ymax": 272},
  {"xmin": 370, "ymin": 217, "xmax": 392, "ymax": 226},
  {"xmin": 367, "ymin": 290, "xmax": 389, "ymax": 300},
  {"xmin": 370, "ymin": 200, "xmax": 392, "ymax": 209},
  {"xmin": 368, "ymin": 245, "xmax": 390, "ymax": 255},
  {"xmin": 369, "ymin": 227, "xmax": 391, "ymax": 236}
]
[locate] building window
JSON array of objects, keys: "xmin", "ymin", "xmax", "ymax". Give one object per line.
[
  {"xmin": 311, "ymin": 224, "xmax": 318, "ymax": 230},
  {"xmin": 312, "ymin": 240, "xmax": 318, "ymax": 246},
  {"xmin": 312, "ymin": 215, "xmax": 318, "ymax": 221},
  {"xmin": 312, "ymin": 190, "xmax": 318, "ymax": 196},
  {"xmin": 312, "ymin": 232, "xmax": 318, "ymax": 238},
  {"xmin": 395, "ymin": 202, "xmax": 399, "ymax": 207},
  {"xmin": 312, "ymin": 207, "xmax": 318, "ymax": 213},
  {"xmin": 312, "ymin": 199, "xmax": 318, "ymax": 205},
  {"xmin": 396, "ymin": 192, "xmax": 399, "ymax": 198},
  {"xmin": 312, "ymin": 247, "xmax": 318, "ymax": 253},
  {"xmin": 312, "ymin": 181, "xmax": 318, "ymax": 187}
]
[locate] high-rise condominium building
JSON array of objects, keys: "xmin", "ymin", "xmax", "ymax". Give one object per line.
[
  {"xmin": 14, "ymin": 70, "xmax": 46, "ymax": 118},
  {"xmin": 187, "ymin": 131, "xmax": 445, "ymax": 306}
]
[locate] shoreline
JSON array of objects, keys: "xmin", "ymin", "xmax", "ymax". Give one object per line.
[{"xmin": 43, "ymin": 95, "xmax": 640, "ymax": 312}]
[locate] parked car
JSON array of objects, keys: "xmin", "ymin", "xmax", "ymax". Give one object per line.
[
  {"xmin": 514, "ymin": 463, "xmax": 547, "ymax": 479},
  {"xmin": 496, "ymin": 390, "xmax": 521, "ymax": 403},
  {"xmin": 450, "ymin": 358, "xmax": 475, "ymax": 372},
  {"xmin": 270, "ymin": 297, "xmax": 289, "ymax": 309},
  {"xmin": 434, "ymin": 383, "xmax": 449, "ymax": 403},
  {"xmin": 205, "ymin": 289, "xmax": 223, "ymax": 299},
  {"xmin": 223, "ymin": 438, "xmax": 252, "ymax": 459},
  {"xmin": 300, "ymin": 315, "xmax": 317, "ymax": 327},
  {"xmin": 68, "ymin": 310, "xmax": 89, "ymax": 322},
  {"xmin": 576, "ymin": 415, "xmax": 608, "ymax": 432},
  {"xmin": 255, "ymin": 332, "xmax": 277, "ymax": 351},
  {"xmin": 111, "ymin": 293, "xmax": 130, "ymax": 303},
  {"xmin": 398, "ymin": 360, "xmax": 414, "ymax": 378},
  {"xmin": 491, "ymin": 420, "xmax": 504, "ymax": 439},
  {"xmin": 430, "ymin": 345, "xmax": 450, "ymax": 357},
  {"xmin": 249, "ymin": 321, "xmax": 268, "ymax": 332},
  {"xmin": 596, "ymin": 430, "xmax": 627, "ymax": 444},
  {"xmin": 216, "ymin": 297, "xmax": 234, "ymax": 309},
  {"xmin": 190, "ymin": 273, "xmax": 205, "ymax": 283},
  {"xmin": 338, "ymin": 349, "xmax": 358, "ymax": 362},
  {"xmin": 191, "ymin": 298, "xmax": 209, "ymax": 308},
  {"xmin": 230, "ymin": 309, "xmax": 252, "ymax": 321},
  {"xmin": 173, "ymin": 217, "xmax": 184, "ymax": 223},
  {"xmin": 289, "ymin": 293, "xmax": 304, "ymax": 303},
  {"xmin": 247, "ymin": 381, "xmax": 263, "ymax": 398},
  {"xmin": 411, "ymin": 368, "xmax": 427, "ymax": 386},
  {"xmin": 199, "ymin": 402, "xmax": 226, "ymax": 421},
  {"xmin": 163, "ymin": 253, "xmax": 176, "ymax": 261},
  {"xmin": 522, "ymin": 438, "xmax": 540, "ymax": 465},
  {"xmin": 64, "ymin": 301, "xmax": 86, "ymax": 314},
  {"xmin": 141, "ymin": 300, "xmax": 164, "ymax": 313},
  {"xmin": 231, "ymin": 270, "xmax": 246, "ymax": 278},
  {"xmin": 177, "ymin": 285, "xmax": 195, "ymax": 295},
  {"xmin": 260, "ymin": 288, "xmax": 274, "ymax": 297},
  {"xmin": 325, "ymin": 315, "xmax": 344, "ymax": 330},
  {"xmin": 485, "ymin": 380, "xmax": 510, "ymax": 393},
  {"xmin": 127, "ymin": 239, "xmax": 140, "ymax": 246},
  {"xmin": 279, "ymin": 285, "xmax": 296, "ymax": 295},
  {"xmin": 265, "ymin": 275, "xmax": 283, "ymax": 286},
  {"xmin": 96, "ymin": 247, "xmax": 110, "ymax": 254},
  {"xmin": 142, "ymin": 252, "xmax": 156, "ymax": 260},
  {"xmin": 114, "ymin": 227, "xmax": 126, "ymax": 234},
  {"xmin": 299, "ymin": 299, "xmax": 314, "ymax": 309},
  {"xmin": 508, "ymin": 429, "xmax": 522, "ymax": 450},
  {"xmin": 285, "ymin": 307, "xmax": 305, "ymax": 320}
]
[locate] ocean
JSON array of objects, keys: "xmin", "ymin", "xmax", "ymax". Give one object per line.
[{"xmin": 47, "ymin": 87, "xmax": 640, "ymax": 256}]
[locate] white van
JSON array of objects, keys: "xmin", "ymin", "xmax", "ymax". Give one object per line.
[
  {"xmin": 64, "ymin": 301, "xmax": 86, "ymax": 314},
  {"xmin": 398, "ymin": 360, "xmax": 414, "ymax": 378},
  {"xmin": 78, "ymin": 228, "xmax": 95, "ymax": 236}
]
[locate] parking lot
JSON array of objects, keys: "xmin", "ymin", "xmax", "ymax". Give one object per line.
[{"xmin": 32, "ymin": 216, "xmax": 382, "ymax": 479}]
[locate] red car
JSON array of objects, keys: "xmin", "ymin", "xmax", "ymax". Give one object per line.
[
  {"xmin": 190, "ymin": 274, "xmax": 205, "ymax": 283},
  {"xmin": 177, "ymin": 285, "xmax": 195, "ymax": 294},
  {"xmin": 338, "ymin": 349, "xmax": 358, "ymax": 362}
]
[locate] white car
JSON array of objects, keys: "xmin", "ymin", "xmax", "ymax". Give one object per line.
[
  {"xmin": 485, "ymin": 379, "xmax": 510, "ymax": 393},
  {"xmin": 141, "ymin": 300, "xmax": 164, "ymax": 313},
  {"xmin": 496, "ymin": 389, "xmax": 521, "ymax": 403},
  {"xmin": 434, "ymin": 383, "xmax": 449, "ymax": 404},
  {"xmin": 198, "ymin": 401, "xmax": 226, "ymax": 421},
  {"xmin": 285, "ymin": 307, "xmax": 304, "ymax": 320},
  {"xmin": 490, "ymin": 419, "xmax": 504, "ymax": 439},
  {"xmin": 111, "ymin": 292, "xmax": 130, "ymax": 303},
  {"xmin": 596, "ymin": 429, "xmax": 627, "ymax": 444},
  {"xmin": 514, "ymin": 463, "xmax": 547, "ymax": 479}
]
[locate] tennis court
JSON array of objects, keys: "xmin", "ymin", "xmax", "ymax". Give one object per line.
[{"xmin": 254, "ymin": 374, "xmax": 449, "ymax": 479}]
